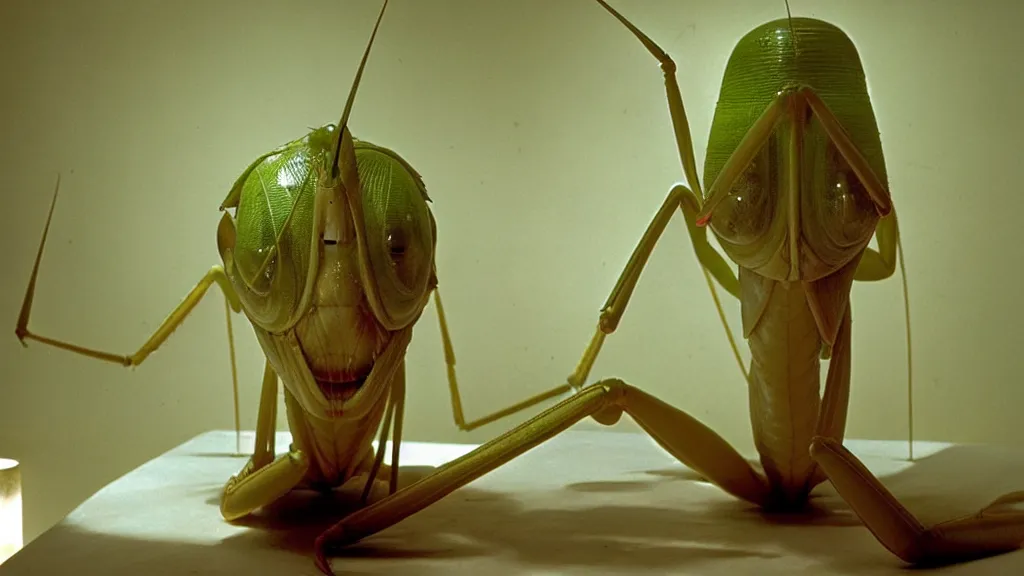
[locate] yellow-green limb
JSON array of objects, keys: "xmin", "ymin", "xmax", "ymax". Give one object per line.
[
  {"xmin": 566, "ymin": 184, "xmax": 748, "ymax": 392},
  {"xmin": 16, "ymin": 175, "xmax": 245, "ymax": 452},
  {"xmin": 312, "ymin": 376, "xmax": 769, "ymax": 574},
  {"xmin": 220, "ymin": 359, "xmax": 310, "ymax": 521},
  {"xmin": 812, "ymin": 436, "xmax": 1024, "ymax": 564},
  {"xmin": 589, "ymin": 1, "xmax": 748, "ymax": 388},
  {"xmin": 433, "ymin": 288, "xmax": 572, "ymax": 431}
]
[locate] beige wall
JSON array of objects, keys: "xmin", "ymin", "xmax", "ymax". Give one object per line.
[{"xmin": 1, "ymin": 0, "xmax": 1022, "ymax": 546}]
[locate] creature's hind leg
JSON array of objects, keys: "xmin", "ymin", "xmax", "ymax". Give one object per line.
[
  {"xmin": 313, "ymin": 378, "xmax": 771, "ymax": 575},
  {"xmin": 811, "ymin": 437, "xmax": 1024, "ymax": 565}
]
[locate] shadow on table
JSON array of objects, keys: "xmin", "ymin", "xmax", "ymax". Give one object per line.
[
  {"xmin": 206, "ymin": 464, "xmax": 483, "ymax": 559},
  {"xmin": 8, "ymin": 442, "xmax": 1022, "ymax": 575},
  {"xmin": 223, "ymin": 441, "xmax": 1024, "ymax": 574}
]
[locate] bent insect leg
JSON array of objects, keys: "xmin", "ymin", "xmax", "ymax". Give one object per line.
[
  {"xmin": 220, "ymin": 359, "xmax": 309, "ymax": 521},
  {"xmin": 16, "ymin": 176, "xmax": 246, "ymax": 451},
  {"xmin": 812, "ymin": 437, "xmax": 1024, "ymax": 564},
  {"xmin": 431, "ymin": 288, "xmax": 575, "ymax": 431},
  {"xmin": 567, "ymin": 182, "xmax": 744, "ymax": 391},
  {"xmin": 429, "ymin": 191, "xmax": 743, "ymax": 432},
  {"xmin": 567, "ymin": 0, "xmax": 769, "ymax": 389},
  {"xmin": 310, "ymin": 378, "xmax": 770, "ymax": 574}
]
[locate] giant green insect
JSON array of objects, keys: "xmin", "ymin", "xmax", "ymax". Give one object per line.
[
  {"xmin": 305, "ymin": 1, "xmax": 1024, "ymax": 570},
  {"xmin": 14, "ymin": 3, "xmax": 565, "ymax": 574}
]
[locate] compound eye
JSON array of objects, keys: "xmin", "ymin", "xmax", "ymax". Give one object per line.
[
  {"xmin": 380, "ymin": 215, "xmax": 423, "ymax": 291},
  {"xmin": 817, "ymin": 144, "xmax": 877, "ymax": 247},
  {"xmin": 357, "ymin": 149, "xmax": 435, "ymax": 328},
  {"xmin": 710, "ymin": 145, "xmax": 775, "ymax": 246},
  {"xmin": 387, "ymin": 229, "xmax": 406, "ymax": 257}
]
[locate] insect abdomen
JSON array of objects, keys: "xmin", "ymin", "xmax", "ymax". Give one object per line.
[{"xmin": 745, "ymin": 273, "xmax": 822, "ymax": 503}]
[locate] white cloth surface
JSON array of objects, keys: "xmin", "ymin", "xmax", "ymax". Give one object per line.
[{"xmin": 2, "ymin": 429, "xmax": 1024, "ymax": 575}]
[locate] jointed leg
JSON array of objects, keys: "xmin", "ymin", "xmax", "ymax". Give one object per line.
[
  {"xmin": 576, "ymin": 1, "xmax": 782, "ymax": 391},
  {"xmin": 433, "ymin": 289, "xmax": 573, "ymax": 431},
  {"xmin": 221, "ymin": 359, "xmax": 310, "ymax": 521},
  {"xmin": 809, "ymin": 245, "xmax": 1017, "ymax": 563},
  {"xmin": 808, "ymin": 251, "xmax": 1015, "ymax": 565},
  {"xmin": 809, "ymin": 303, "xmax": 852, "ymax": 488},
  {"xmin": 855, "ymin": 212, "xmax": 899, "ymax": 281},
  {"xmin": 16, "ymin": 177, "xmax": 245, "ymax": 449},
  {"xmin": 312, "ymin": 378, "xmax": 768, "ymax": 573},
  {"xmin": 814, "ymin": 306, "xmax": 852, "ymax": 444},
  {"xmin": 811, "ymin": 437, "xmax": 1024, "ymax": 565},
  {"xmin": 795, "ymin": 89, "xmax": 914, "ymax": 458},
  {"xmin": 569, "ymin": 88, "xmax": 797, "ymax": 391},
  {"xmin": 568, "ymin": 184, "xmax": 744, "ymax": 390},
  {"xmin": 593, "ymin": 0, "xmax": 703, "ymax": 199},
  {"xmin": 430, "ymin": 188, "xmax": 746, "ymax": 430}
]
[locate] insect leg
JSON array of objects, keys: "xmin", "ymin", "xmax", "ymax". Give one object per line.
[
  {"xmin": 800, "ymin": 86, "xmax": 914, "ymax": 459},
  {"xmin": 811, "ymin": 436, "xmax": 1024, "ymax": 565},
  {"xmin": 311, "ymin": 378, "xmax": 769, "ymax": 573},
  {"xmin": 221, "ymin": 359, "xmax": 310, "ymax": 521},
  {"xmin": 568, "ymin": 183, "xmax": 742, "ymax": 390},
  {"xmin": 583, "ymin": 1, "xmax": 796, "ymax": 390},
  {"xmin": 592, "ymin": 0, "xmax": 703, "ymax": 198},
  {"xmin": 855, "ymin": 211, "xmax": 899, "ymax": 281},
  {"xmin": 808, "ymin": 301, "xmax": 852, "ymax": 488},
  {"xmin": 432, "ymin": 288, "xmax": 573, "ymax": 431},
  {"xmin": 16, "ymin": 176, "xmax": 246, "ymax": 449},
  {"xmin": 570, "ymin": 89, "xmax": 791, "ymax": 389}
]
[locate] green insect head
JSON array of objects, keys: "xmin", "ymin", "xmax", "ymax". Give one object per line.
[
  {"xmin": 695, "ymin": 17, "xmax": 893, "ymax": 285},
  {"xmin": 329, "ymin": 124, "xmax": 438, "ymax": 333},
  {"xmin": 213, "ymin": 122, "xmax": 436, "ymax": 339},
  {"xmin": 213, "ymin": 0, "xmax": 434, "ymax": 339}
]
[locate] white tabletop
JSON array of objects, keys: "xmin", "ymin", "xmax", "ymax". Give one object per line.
[{"xmin": 2, "ymin": 429, "xmax": 1023, "ymax": 575}]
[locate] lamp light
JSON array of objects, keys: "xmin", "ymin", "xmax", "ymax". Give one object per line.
[{"xmin": 0, "ymin": 458, "xmax": 21, "ymax": 564}]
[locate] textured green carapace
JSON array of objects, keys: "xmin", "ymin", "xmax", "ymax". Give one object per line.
[
  {"xmin": 216, "ymin": 125, "xmax": 435, "ymax": 334},
  {"xmin": 705, "ymin": 18, "xmax": 887, "ymax": 192}
]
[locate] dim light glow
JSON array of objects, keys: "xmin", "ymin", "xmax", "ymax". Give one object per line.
[{"xmin": 0, "ymin": 458, "xmax": 22, "ymax": 565}]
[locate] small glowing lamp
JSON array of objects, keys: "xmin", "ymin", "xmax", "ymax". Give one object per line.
[{"xmin": 0, "ymin": 458, "xmax": 21, "ymax": 565}]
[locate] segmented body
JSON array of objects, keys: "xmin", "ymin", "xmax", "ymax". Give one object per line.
[
  {"xmin": 220, "ymin": 124, "xmax": 433, "ymax": 489},
  {"xmin": 744, "ymin": 271, "xmax": 823, "ymax": 504},
  {"xmin": 706, "ymin": 18, "xmax": 887, "ymax": 507}
]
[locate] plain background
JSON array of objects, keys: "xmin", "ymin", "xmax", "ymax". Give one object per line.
[{"xmin": 1, "ymin": 0, "xmax": 1022, "ymax": 547}]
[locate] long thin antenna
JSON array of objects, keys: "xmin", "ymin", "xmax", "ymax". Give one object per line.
[
  {"xmin": 248, "ymin": 0, "xmax": 390, "ymax": 286},
  {"xmin": 330, "ymin": 0, "xmax": 389, "ymax": 178},
  {"xmin": 785, "ymin": 0, "xmax": 799, "ymax": 57},
  {"xmin": 896, "ymin": 219, "xmax": 913, "ymax": 461},
  {"xmin": 16, "ymin": 174, "xmax": 61, "ymax": 346}
]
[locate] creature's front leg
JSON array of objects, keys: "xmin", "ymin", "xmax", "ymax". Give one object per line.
[{"xmin": 221, "ymin": 359, "xmax": 309, "ymax": 521}]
